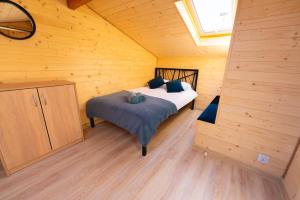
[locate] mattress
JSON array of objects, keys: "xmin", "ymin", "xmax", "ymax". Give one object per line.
[{"xmin": 130, "ymin": 86, "xmax": 198, "ymax": 110}]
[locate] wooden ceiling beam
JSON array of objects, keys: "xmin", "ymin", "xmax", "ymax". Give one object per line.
[{"xmin": 67, "ymin": 0, "xmax": 91, "ymax": 9}]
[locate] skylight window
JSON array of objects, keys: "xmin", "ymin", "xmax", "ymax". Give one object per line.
[
  {"xmin": 192, "ymin": 0, "xmax": 234, "ymax": 33},
  {"xmin": 175, "ymin": 1, "xmax": 201, "ymax": 46}
]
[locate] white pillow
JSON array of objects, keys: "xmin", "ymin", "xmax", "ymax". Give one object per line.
[
  {"xmin": 160, "ymin": 83, "xmax": 167, "ymax": 90},
  {"xmin": 181, "ymin": 81, "xmax": 192, "ymax": 91},
  {"xmin": 158, "ymin": 79, "xmax": 168, "ymax": 90}
]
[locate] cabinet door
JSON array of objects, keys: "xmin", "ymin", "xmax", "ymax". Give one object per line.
[
  {"xmin": 0, "ymin": 89, "xmax": 51, "ymax": 171},
  {"xmin": 38, "ymin": 85, "xmax": 83, "ymax": 150}
]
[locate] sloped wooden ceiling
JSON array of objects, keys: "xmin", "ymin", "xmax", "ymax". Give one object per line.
[{"xmin": 87, "ymin": 0, "xmax": 229, "ymax": 57}]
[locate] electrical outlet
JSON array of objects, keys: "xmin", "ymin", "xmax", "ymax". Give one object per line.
[{"xmin": 257, "ymin": 154, "xmax": 270, "ymax": 164}]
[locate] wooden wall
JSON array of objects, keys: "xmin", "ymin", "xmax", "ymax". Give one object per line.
[
  {"xmin": 157, "ymin": 56, "xmax": 227, "ymax": 110},
  {"xmin": 0, "ymin": 0, "xmax": 157, "ymax": 125},
  {"xmin": 284, "ymin": 144, "xmax": 300, "ymax": 200},
  {"xmin": 195, "ymin": 0, "xmax": 300, "ymax": 177}
]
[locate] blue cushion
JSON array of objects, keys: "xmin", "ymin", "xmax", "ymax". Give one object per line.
[
  {"xmin": 198, "ymin": 104, "xmax": 218, "ymax": 124},
  {"xmin": 166, "ymin": 80, "xmax": 184, "ymax": 93},
  {"xmin": 211, "ymin": 96, "xmax": 220, "ymax": 105},
  {"xmin": 198, "ymin": 96, "xmax": 220, "ymax": 124},
  {"xmin": 148, "ymin": 76, "xmax": 165, "ymax": 89}
]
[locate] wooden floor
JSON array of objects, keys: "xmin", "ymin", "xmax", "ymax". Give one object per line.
[{"xmin": 0, "ymin": 109, "xmax": 287, "ymax": 200}]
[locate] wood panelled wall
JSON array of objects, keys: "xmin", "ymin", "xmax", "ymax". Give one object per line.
[
  {"xmin": 284, "ymin": 145, "xmax": 300, "ymax": 200},
  {"xmin": 195, "ymin": 0, "xmax": 300, "ymax": 177},
  {"xmin": 0, "ymin": 0, "xmax": 157, "ymax": 125},
  {"xmin": 157, "ymin": 56, "xmax": 227, "ymax": 110}
]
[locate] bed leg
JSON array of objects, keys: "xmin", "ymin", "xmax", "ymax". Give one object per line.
[
  {"xmin": 142, "ymin": 145, "xmax": 147, "ymax": 156},
  {"xmin": 191, "ymin": 100, "xmax": 195, "ymax": 110},
  {"xmin": 90, "ymin": 118, "xmax": 95, "ymax": 128}
]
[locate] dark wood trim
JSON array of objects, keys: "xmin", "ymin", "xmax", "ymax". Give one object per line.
[{"xmin": 67, "ymin": 0, "xmax": 91, "ymax": 9}]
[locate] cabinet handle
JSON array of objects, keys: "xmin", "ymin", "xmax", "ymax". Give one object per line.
[
  {"xmin": 32, "ymin": 94, "xmax": 38, "ymax": 107},
  {"xmin": 41, "ymin": 94, "xmax": 47, "ymax": 106}
]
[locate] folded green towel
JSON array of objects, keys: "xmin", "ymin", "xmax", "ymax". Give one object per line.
[{"xmin": 127, "ymin": 92, "xmax": 145, "ymax": 104}]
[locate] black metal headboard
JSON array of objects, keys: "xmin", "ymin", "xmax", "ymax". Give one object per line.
[{"xmin": 155, "ymin": 68, "xmax": 199, "ymax": 91}]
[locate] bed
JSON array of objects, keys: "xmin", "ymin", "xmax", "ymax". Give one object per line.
[{"xmin": 86, "ymin": 68, "xmax": 198, "ymax": 156}]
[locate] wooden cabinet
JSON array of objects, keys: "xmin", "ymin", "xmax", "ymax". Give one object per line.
[
  {"xmin": 0, "ymin": 89, "xmax": 51, "ymax": 171},
  {"xmin": 0, "ymin": 81, "xmax": 83, "ymax": 175},
  {"xmin": 38, "ymin": 85, "xmax": 82, "ymax": 150}
]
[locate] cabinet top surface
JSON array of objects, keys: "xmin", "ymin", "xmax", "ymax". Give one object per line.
[{"xmin": 0, "ymin": 80, "xmax": 74, "ymax": 92}]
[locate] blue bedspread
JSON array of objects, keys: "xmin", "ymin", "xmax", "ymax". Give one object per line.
[{"xmin": 86, "ymin": 91, "xmax": 177, "ymax": 146}]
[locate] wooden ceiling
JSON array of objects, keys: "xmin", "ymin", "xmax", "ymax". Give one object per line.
[{"xmin": 86, "ymin": 0, "xmax": 230, "ymax": 57}]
